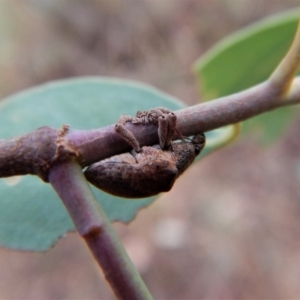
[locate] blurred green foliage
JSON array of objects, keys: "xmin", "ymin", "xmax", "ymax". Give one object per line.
[
  {"xmin": 0, "ymin": 77, "xmax": 224, "ymax": 251},
  {"xmin": 194, "ymin": 9, "xmax": 300, "ymax": 143}
]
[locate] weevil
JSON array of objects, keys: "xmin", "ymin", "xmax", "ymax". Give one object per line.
[
  {"xmin": 85, "ymin": 134, "xmax": 205, "ymax": 198},
  {"xmin": 84, "ymin": 108, "xmax": 205, "ymax": 198}
]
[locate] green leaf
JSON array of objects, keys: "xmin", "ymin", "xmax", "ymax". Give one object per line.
[
  {"xmin": 194, "ymin": 9, "xmax": 300, "ymax": 143},
  {"xmin": 0, "ymin": 77, "xmax": 222, "ymax": 251}
]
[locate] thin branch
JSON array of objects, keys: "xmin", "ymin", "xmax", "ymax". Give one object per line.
[
  {"xmin": 0, "ymin": 77, "xmax": 299, "ymax": 179},
  {"xmin": 269, "ymin": 21, "xmax": 300, "ymax": 95},
  {"xmin": 66, "ymin": 77, "xmax": 300, "ymax": 168},
  {"xmin": 286, "ymin": 76, "xmax": 300, "ymax": 103},
  {"xmin": 48, "ymin": 160, "xmax": 153, "ymax": 300}
]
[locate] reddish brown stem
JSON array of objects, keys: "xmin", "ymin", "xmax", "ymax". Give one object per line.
[
  {"xmin": 67, "ymin": 79, "xmax": 298, "ymax": 167},
  {"xmin": 0, "ymin": 77, "xmax": 299, "ymax": 179},
  {"xmin": 48, "ymin": 160, "xmax": 153, "ymax": 300}
]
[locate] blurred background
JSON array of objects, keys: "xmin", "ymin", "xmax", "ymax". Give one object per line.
[{"xmin": 1, "ymin": 0, "xmax": 300, "ymax": 299}]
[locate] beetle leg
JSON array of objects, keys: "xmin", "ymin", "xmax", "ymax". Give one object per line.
[
  {"xmin": 158, "ymin": 115, "xmax": 169, "ymax": 149},
  {"xmin": 130, "ymin": 149, "xmax": 139, "ymax": 163},
  {"xmin": 165, "ymin": 111, "xmax": 176, "ymax": 146},
  {"xmin": 115, "ymin": 115, "xmax": 141, "ymax": 152}
]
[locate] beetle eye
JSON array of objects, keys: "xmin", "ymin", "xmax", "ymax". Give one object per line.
[{"xmin": 194, "ymin": 145, "xmax": 201, "ymax": 155}]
